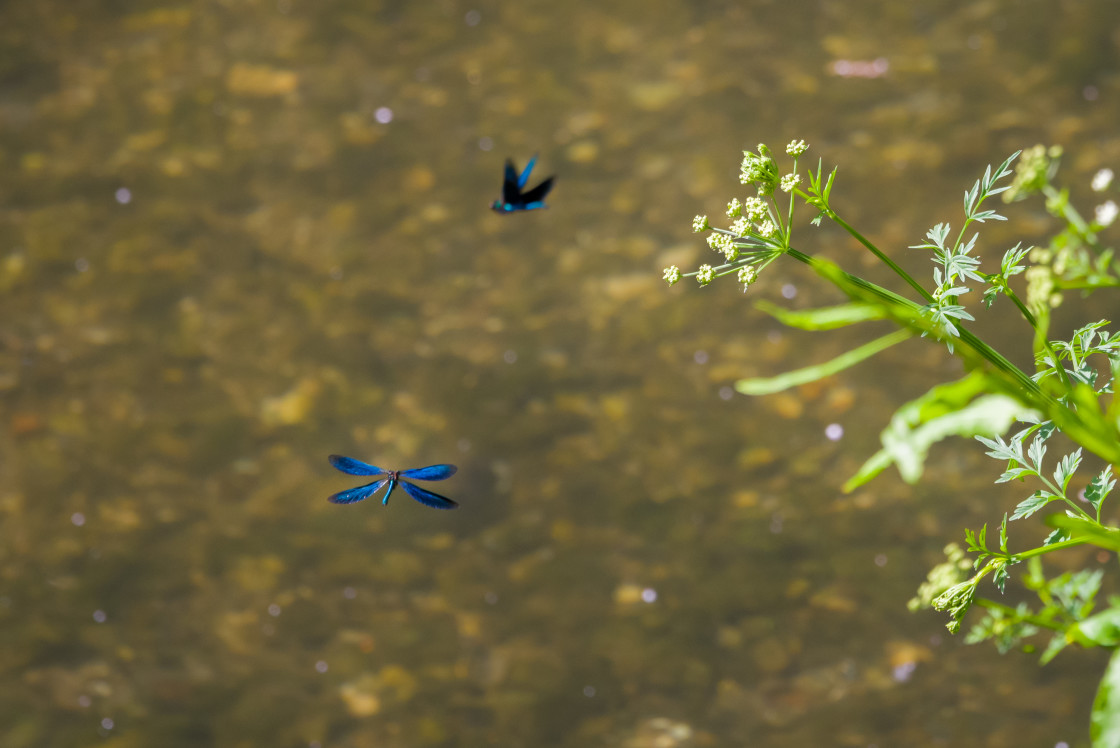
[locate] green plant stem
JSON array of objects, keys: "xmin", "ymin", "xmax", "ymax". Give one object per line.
[
  {"xmin": 1011, "ymin": 536, "xmax": 1093, "ymax": 561},
  {"xmin": 1037, "ymin": 479, "xmax": 1095, "ymax": 523},
  {"xmin": 988, "ymin": 283, "xmax": 1073, "ymax": 391},
  {"xmin": 784, "ymin": 247, "xmax": 1037, "ymax": 394},
  {"xmin": 1056, "ymin": 277, "xmax": 1120, "ymax": 290},
  {"xmin": 825, "ymin": 210, "xmax": 934, "ymax": 303},
  {"xmin": 972, "ymin": 597, "xmax": 1066, "ymax": 632},
  {"xmin": 1001, "ymin": 286, "xmax": 1038, "ymax": 328},
  {"xmin": 784, "ymin": 246, "xmax": 1120, "ymax": 465}
]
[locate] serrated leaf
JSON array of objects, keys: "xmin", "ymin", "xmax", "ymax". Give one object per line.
[
  {"xmin": 971, "ymin": 210, "xmax": 1007, "ymax": 223},
  {"xmin": 1054, "ymin": 449, "xmax": 1083, "ymax": 493},
  {"xmin": 977, "ymin": 434, "xmax": 1022, "ymax": 462},
  {"xmin": 1027, "ymin": 435, "xmax": 1047, "ymax": 470},
  {"xmin": 964, "ymin": 183, "xmax": 980, "ymax": 215},
  {"xmin": 1086, "ymin": 467, "xmax": 1116, "ymax": 513},
  {"xmin": 1010, "ymin": 491, "xmax": 1052, "ymax": 520},
  {"xmin": 993, "ymin": 565, "xmax": 1008, "ymax": 593},
  {"xmin": 929, "ymin": 223, "xmax": 950, "ymax": 248},
  {"xmin": 996, "ymin": 466, "xmax": 1036, "ymax": 483},
  {"xmin": 1043, "ymin": 527, "xmax": 1071, "ymax": 545}
]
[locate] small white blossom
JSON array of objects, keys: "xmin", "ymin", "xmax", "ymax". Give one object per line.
[
  {"xmin": 780, "ymin": 173, "xmax": 801, "ymax": 192},
  {"xmin": 737, "ymin": 265, "xmax": 757, "ymax": 287},
  {"xmin": 743, "ymin": 197, "xmax": 766, "ymax": 222},
  {"xmin": 696, "ymin": 264, "xmax": 715, "ymax": 286},
  {"xmin": 722, "ymin": 244, "xmax": 739, "ymax": 262},
  {"xmin": 663, "ymin": 265, "xmax": 681, "ymax": 285},
  {"xmin": 786, "ymin": 139, "xmax": 809, "ymax": 156},
  {"xmin": 726, "ymin": 198, "xmax": 742, "ymax": 218},
  {"xmin": 757, "ymin": 220, "xmax": 777, "ymax": 238},
  {"xmin": 730, "ymin": 217, "xmax": 751, "ymax": 236},
  {"xmin": 1092, "ymin": 168, "xmax": 1114, "ymax": 192},
  {"xmin": 692, "ymin": 215, "xmax": 709, "ymax": 233},
  {"xmin": 740, "ymin": 150, "xmax": 766, "ymax": 185},
  {"xmin": 1095, "ymin": 200, "xmax": 1119, "ymax": 227},
  {"xmin": 707, "ymin": 232, "xmax": 736, "ymax": 255}
]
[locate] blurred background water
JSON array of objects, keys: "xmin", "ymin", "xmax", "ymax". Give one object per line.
[{"xmin": 2, "ymin": 0, "xmax": 1120, "ymax": 746}]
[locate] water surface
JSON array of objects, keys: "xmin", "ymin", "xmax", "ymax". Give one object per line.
[{"xmin": 2, "ymin": 1, "xmax": 1118, "ymax": 746}]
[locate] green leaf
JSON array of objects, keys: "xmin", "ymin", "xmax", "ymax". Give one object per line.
[
  {"xmin": 736, "ymin": 329, "xmax": 911, "ymax": 396},
  {"xmin": 844, "ymin": 372, "xmax": 1036, "ymax": 491},
  {"xmin": 1010, "ymin": 491, "xmax": 1053, "ymax": 521},
  {"xmin": 753, "ymin": 300, "xmax": 886, "ymax": 330},
  {"xmin": 1078, "ymin": 608, "xmax": 1120, "ymax": 647},
  {"xmin": 993, "ymin": 564, "xmax": 1009, "ymax": 593},
  {"xmin": 996, "ymin": 466, "xmax": 1035, "ymax": 483},
  {"xmin": 1086, "ymin": 467, "xmax": 1116, "ymax": 513},
  {"xmin": 970, "ymin": 209, "xmax": 1007, "ymax": 223},
  {"xmin": 1043, "ymin": 527, "xmax": 1071, "ymax": 545},
  {"xmin": 1038, "ymin": 633, "xmax": 1069, "ymax": 665},
  {"xmin": 1027, "ymin": 435, "xmax": 1047, "ymax": 471},
  {"xmin": 910, "ymin": 223, "xmax": 951, "ymax": 251},
  {"xmin": 1045, "ymin": 514, "xmax": 1120, "ymax": 552},
  {"xmin": 1093, "ymin": 649, "xmax": 1120, "ymax": 746},
  {"xmin": 977, "ymin": 433, "xmax": 1023, "ymax": 462},
  {"xmin": 1054, "ymin": 448, "xmax": 1083, "ymax": 493}
]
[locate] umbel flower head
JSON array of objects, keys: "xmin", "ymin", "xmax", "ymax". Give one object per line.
[
  {"xmin": 785, "ymin": 139, "xmax": 809, "ymax": 157},
  {"xmin": 740, "ymin": 144, "xmax": 780, "ymax": 196},
  {"xmin": 671, "ymin": 139, "xmax": 807, "ymax": 292},
  {"xmin": 737, "ymin": 265, "xmax": 757, "ymax": 289}
]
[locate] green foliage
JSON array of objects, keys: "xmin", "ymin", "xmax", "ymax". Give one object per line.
[
  {"xmin": 671, "ymin": 139, "xmax": 1120, "ymax": 737},
  {"xmin": 736, "ymin": 330, "xmax": 910, "ymax": 396},
  {"xmin": 845, "ymin": 372, "xmax": 1034, "ymax": 490},
  {"xmin": 1093, "ymin": 650, "xmax": 1120, "ymax": 746}
]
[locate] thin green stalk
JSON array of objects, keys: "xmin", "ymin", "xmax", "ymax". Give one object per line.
[
  {"xmin": 1056, "ymin": 277, "xmax": 1120, "ymax": 290},
  {"xmin": 785, "ymin": 156, "xmax": 798, "ymax": 245},
  {"xmin": 995, "ymin": 285, "xmax": 1073, "ymax": 392},
  {"xmin": 785, "ymin": 246, "xmax": 1120, "ymax": 464},
  {"xmin": 784, "ymin": 247, "xmax": 1039, "ymax": 397},
  {"xmin": 972, "ymin": 598, "xmax": 1066, "ymax": 632},
  {"xmin": 1012, "ymin": 536, "xmax": 1093, "ymax": 560},
  {"xmin": 826, "ymin": 211, "xmax": 934, "ymax": 303}
]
